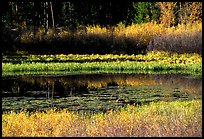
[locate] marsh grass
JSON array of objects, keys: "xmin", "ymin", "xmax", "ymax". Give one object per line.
[
  {"xmin": 2, "ymin": 51, "xmax": 202, "ymax": 75},
  {"xmin": 2, "ymin": 100, "xmax": 201, "ymax": 137},
  {"xmin": 3, "ymin": 22, "xmax": 202, "ymax": 54},
  {"xmin": 2, "ymin": 61, "xmax": 201, "ymax": 74},
  {"xmin": 3, "ymin": 50, "xmax": 202, "ymax": 63}
]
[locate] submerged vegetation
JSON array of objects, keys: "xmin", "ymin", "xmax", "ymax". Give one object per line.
[
  {"xmin": 2, "ymin": 100, "xmax": 201, "ymax": 137},
  {"xmin": 2, "ymin": 73, "xmax": 201, "ymax": 112}
]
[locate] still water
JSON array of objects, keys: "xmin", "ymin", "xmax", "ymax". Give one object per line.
[{"xmin": 2, "ymin": 73, "xmax": 202, "ymax": 113}]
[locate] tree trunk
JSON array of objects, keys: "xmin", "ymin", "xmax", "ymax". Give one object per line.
[
  {"xmin": 50, "ymin": 2, "xmax": 55, "ymax": 28},
  {"xmin": 15, "ymin": 3, "xmax": 18, "ymax": 26},
  {"xmin": 44, "ymin": 2, "xmax": 49, "ymax": 32}
]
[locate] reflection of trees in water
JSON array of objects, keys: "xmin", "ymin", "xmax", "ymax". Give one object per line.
[
  {"xmin": 2, "ymin": 74, "xmax": 202, "ymax": 96},
  {"xmin": 152, "ymin": 74, "xmax": 202, "ymax": 95}
]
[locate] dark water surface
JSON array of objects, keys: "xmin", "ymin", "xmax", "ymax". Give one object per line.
[{"xmin": 2, "ymin": 73, "xmax": 202, "ymax": 113}]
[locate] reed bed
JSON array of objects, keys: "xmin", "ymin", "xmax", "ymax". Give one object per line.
[{"xmin": 2, "ymin": 100, "xmax": 202, "ymax": 137}]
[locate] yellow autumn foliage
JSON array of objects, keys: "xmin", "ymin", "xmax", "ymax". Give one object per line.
[{"xmin": 2, "ymin": 100, "xmax": 201, "ymax": 137}]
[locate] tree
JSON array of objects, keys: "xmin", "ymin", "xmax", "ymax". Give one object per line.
[
  {"xmin": 158, "ymin": 2, "xmax": 177, "ymax": 27},
  {"xmin": 178, "ymin": 2, "xmax": 202, "ymax": 25},
  {"xmin": 146, "ymin": 2, "xmax": 160, "ymax": 23}
]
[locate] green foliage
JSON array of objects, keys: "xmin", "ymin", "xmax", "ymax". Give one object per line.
[
  {"xmin": 146, "ymin": 2, "xmax": 160, "ymax": 22},
  {"xmin": 132, "ymin": 2, "xmax": 149, "ymax": 23},
  {"xmin": 2, "ymin": 51, "xmax": 202, "ymax": 76}
]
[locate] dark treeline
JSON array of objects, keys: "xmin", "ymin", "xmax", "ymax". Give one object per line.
[
  {"xmin": 1, "ymin": 1, "xmax": 161, "ymax": 30},
  {"xmin": 3, "ymin": 1, "xmax": 202, "ymax": 30},
  {"xmin": 1, "ymin": 1, "xmax": 202, "ymax": 54}
]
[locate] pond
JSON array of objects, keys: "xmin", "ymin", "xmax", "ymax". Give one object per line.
[{"xmin": 2, "ymin": 73, "xmax": 202, "ymax": 114}]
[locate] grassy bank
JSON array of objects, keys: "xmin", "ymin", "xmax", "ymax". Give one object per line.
[
  {"xmin": 3, "ymin": 22, "xmax": 202, "ymax": 54},
  {"xmin": 2, "ymin": 100, "xmax": 201, "ymax": 137},
  {"xmin": 2, "ymin": 51, "xmax": 202, "ymax": 76},
  {"xmin": 2, "ymin": 61, "xmax": 201, "ymax": 74}
]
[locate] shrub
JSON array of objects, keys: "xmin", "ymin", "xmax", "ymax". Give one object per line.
[{"xmin": 2, "ymin": 22, "xmax": 202, "ymax": 54}]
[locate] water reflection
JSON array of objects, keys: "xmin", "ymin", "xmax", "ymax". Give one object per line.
[{"xmin": 2, "ymin": 73, "xmax": 202, "ymax": 113}]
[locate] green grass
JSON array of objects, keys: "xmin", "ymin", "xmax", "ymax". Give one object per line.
[
  {"xmin": 2, "ymin": 61, "xmax": 201, "ymax": 75},
  {"xmin": 2, "ymin": 51, "xmax": 202, "ymax": 76}
]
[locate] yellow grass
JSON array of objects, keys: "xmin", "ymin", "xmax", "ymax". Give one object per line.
[
  {"xmin": 18, "ymin": 21, "xmax": 202, "ymax": 54},
  {"xmin": 2, "ymin": 100, "xmax": 202, "ymax": 137}
]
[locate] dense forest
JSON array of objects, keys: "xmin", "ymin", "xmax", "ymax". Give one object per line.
[{"xmin": 1, "ymin": 2, "xmax": 202, "ymax": 54}]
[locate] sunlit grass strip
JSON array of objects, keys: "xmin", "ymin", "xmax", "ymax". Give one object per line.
[
  {"xmin": 2, "ymin": 51, "xmax": 201, "ymax": 75},
  {"xmin": 2, "ymin": 69, "xmax": 201, "ymax": 76},
  {"xmin": 3, "ymin": 51, "xmax": 202, "ymax": 63},
  {"xmin": 2, "ymin": 100, "xmax": 201, "ymax": 137},
  {"xmin": 2, "ymin": 61, "xmax": 201, "ymax": 74}
]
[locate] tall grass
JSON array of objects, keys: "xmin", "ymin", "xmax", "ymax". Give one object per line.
[
  {"xmin": 3, "ymin": 22, "xmax": 202, "ymax": 54},
  {"xmin": 148, "ymin": 22, "xmax": 202, "ymax": 53},
  {"xmin": 2, "ymin": 100, "xmax": 201, "ymax": 137}
]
